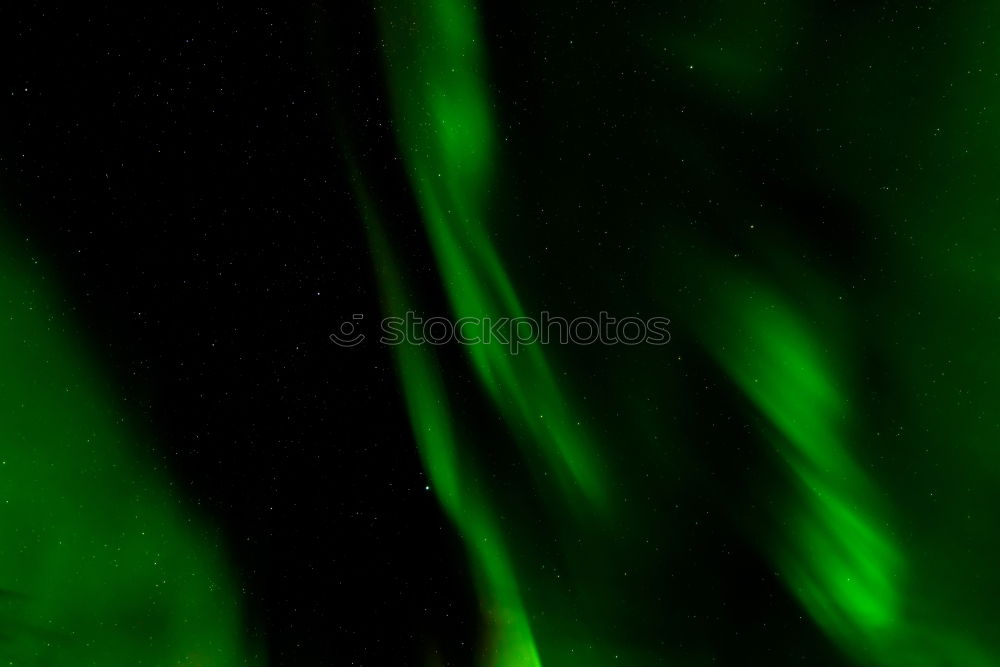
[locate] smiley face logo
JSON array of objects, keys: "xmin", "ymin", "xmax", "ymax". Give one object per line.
[{"xmin": 329, "ymin": 314, "xmax": 366, "ymax": 347}]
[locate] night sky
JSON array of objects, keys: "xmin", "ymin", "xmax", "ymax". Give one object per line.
[
  {"xmin": 2, "ymin": 4, "xmax": 471, "ymax": 664},
  {"xmin": 2, "ymin": 2, "xmax": 1000, "ymax": 666}
]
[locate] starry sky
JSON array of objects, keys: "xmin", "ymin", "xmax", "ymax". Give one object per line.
[{"xmin": 3, "ymin": 1, "xmax": 1000, "ymax": 666}]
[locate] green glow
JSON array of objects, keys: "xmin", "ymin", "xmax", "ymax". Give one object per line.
[
  {"xmin": 376, "ymin": 0, "xmax": 608, "ymax": 510},
  {"xmin": 695, "ymin": 267, "xmax": 997, "ymax": 666},
  {"xmin": 353, "ymin": 0, "xmax": 1000, "ymax": 665},
  {"xmin": 0, "ymin": 225, "xmax": 257, "ymax": 664},
  {"xmin": 353, "ymin": 182, "xmax": 541, "ymax": 667},
  {"xmin": 700, "ymin": 279, "xmax": 903, "ymax": 650}
]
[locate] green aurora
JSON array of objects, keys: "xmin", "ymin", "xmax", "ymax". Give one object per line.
[
  {"xmin": 3, "ymin": 0, "xmax": 1000, "ymax": 664},
  {"xmin": 0, "ymin": 227, "xmax": 259, "ymax": 663},
  {"xmin": 354, "ymin": 0, "xmax": 1000, "ymax": 665}
]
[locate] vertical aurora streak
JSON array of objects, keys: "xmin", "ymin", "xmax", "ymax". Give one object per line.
[
  {"xmin": 375, "ymin": 0, "xmax": 608, "ymax": 510},
  {"xmin": 696, "ymin": 274, "xmax": 907, "ymax": 662},
  {"xmin": 353, "ymin": 181, "xmax": 543, "ymax": 666}
]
